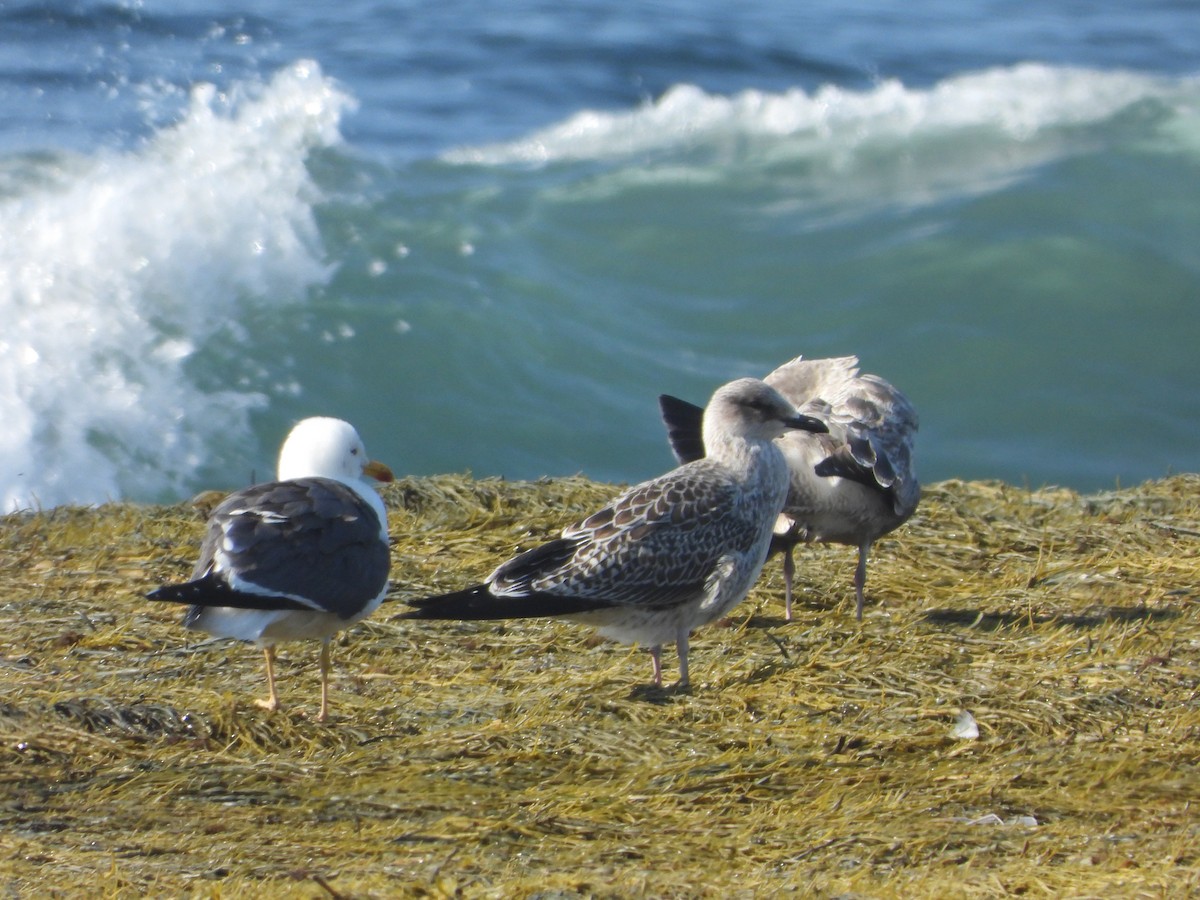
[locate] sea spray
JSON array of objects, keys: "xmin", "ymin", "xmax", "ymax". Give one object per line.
[{"xmin": 0, "ymin": 60, "xmax": 353, "ymax": 510}]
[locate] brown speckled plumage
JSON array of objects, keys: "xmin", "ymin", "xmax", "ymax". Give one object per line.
[
  {"xmin": 660, "ymin": 355, "xmax": 919, "ymax": 621},
  {"xmin": 404, "ymin": 377, "xmax": 827, "ymax": 687}
]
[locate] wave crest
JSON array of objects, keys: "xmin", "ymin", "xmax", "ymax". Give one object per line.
[
  {"xmin": 0, "ymin": 60, "xmax": 353, "ymax": 510},
  {"xmin": 444, "ymin": 64, "xmax": 1177, "ymax": 165}
]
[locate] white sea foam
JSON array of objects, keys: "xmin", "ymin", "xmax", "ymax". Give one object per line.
[
  {"xmin": 444, "ymin": 65, "xmax": 1175, "ymax": 166},
  {"xmin": 443, "ymin": 64, "xmax": 1197, "ymax": 230},
  {"xmin": 0, "ymin": 60, "xmax": 353, "ymax": 510}
]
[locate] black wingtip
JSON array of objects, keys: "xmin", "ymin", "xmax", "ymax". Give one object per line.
[
  {"xmin": 146, "ymin": 578, "xmax": 310, "ymax": 612},
  {"xmin": 658, "ymin": 394, "xmax": 707, "ymax": 465},
  {"xmin": 400, "ymin": 584, "xmax": 613, "ymax": 621},
  {"xmin": 145, "ymin": 582, "xmax": 202, "ymax": 604},
  {"xmin": 814, "ymin": 447, "xmax": 903, "ymax": 509},
  {"xmin": 399, "ymin": 584, "xmax": 493, "ymax": 619}
]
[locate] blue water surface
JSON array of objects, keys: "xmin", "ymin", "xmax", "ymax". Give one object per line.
[{"xmin": 1, "ymin": 0, "xmax": 1197, "ymax": 506}]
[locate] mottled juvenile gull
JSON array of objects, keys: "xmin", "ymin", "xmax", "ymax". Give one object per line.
[
  {"xmin": 401, "ymin": 378, "xmax": 827, "ymax": 687},
  {"xmin": 147, "ymin": 417, "xmax": 394, "ymax": 721},
  {"xmin": 659, "ymin": 355, "xmax": 919, "ymax": 621}
]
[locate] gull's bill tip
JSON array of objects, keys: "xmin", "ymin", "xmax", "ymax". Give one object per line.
[{"xmin": 364, "ymin": 459, "xmax": 394, "ymax": 482}]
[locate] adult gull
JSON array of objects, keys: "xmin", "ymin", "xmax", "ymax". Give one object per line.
[
  {"xmin": 659, "ymin": 356, "xmax": 919, "ymax": 621},
  {"xmin": 147, "ymin": 416, "xmax": 394, "ymax": 721},
  {"xmin": 401, "ymin": 378, "xmax": 827, "ymax": 687}
]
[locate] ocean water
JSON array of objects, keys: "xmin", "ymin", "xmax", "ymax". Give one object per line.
[{"xmin": 2, "ymin": 0, "xmax": 1199, "ymax": 509}]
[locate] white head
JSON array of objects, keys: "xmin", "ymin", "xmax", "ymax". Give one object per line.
[{"xmin": 276, "ymin": 417, "xmax": 394, "ymax": 486}]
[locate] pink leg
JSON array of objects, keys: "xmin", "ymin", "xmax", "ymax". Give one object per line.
[
  {"xmin": 316, "ymin": 638, "xmax": 332, "ymax": 723},
  {"xmin": 854, "ymin": 542, "xmax": 871, "ymax": 621},
  {"xmin": 675, "ymin": 629, "xmax": 690, "ymax": 688},
  {"xmin": 649, "ymin": 645, "xmax": 664, "ymax": 687},
  {"xmin": 783, "ymin": 546, "xmax": 796, "ymax": 621},
  {"xmin": 253, "ymin": 645, "xmax": 281, "ymax": 712}
]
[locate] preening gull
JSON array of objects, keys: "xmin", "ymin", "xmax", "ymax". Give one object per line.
[
  {"xmin": 660, "ymin": 355, "xmax": 919, "ymax": 621},
  {"xmin": 401, "ymin": 378, "xmax": 827, "ymax": 687},
  {"xmin": 147, "ymin": 417, "xmax": 394, "ymax": 721}
]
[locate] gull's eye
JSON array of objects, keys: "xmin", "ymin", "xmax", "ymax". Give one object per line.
[{"xmin": 351, "ymin": 447, "xmax": 360, "ymax": 455}]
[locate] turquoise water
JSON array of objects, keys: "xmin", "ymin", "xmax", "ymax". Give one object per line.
[{"xmin": 2, "ymin": 1, "xmax": 1198, "ymax": 508}]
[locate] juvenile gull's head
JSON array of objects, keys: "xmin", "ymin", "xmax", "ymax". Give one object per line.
[{"xmin": 701, "ymin": 377, "xmax": 827, "ymax": 449}]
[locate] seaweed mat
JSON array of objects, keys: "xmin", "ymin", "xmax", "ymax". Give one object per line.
[{"xmin": 1, "ymin": 474, "xmax": 1197, "ymax": 897}]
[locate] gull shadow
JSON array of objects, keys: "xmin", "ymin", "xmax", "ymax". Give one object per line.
[
  {"xmin": 45, "ymin": 697, "xmax": 200, "ymax": 739},
  {"xmin": 627, "ymin": 682, "xmax": 691, "ymax": 704},
  {"xmin": 741, "ymin": 614, "xmax": 793, "ymax": 630}
]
